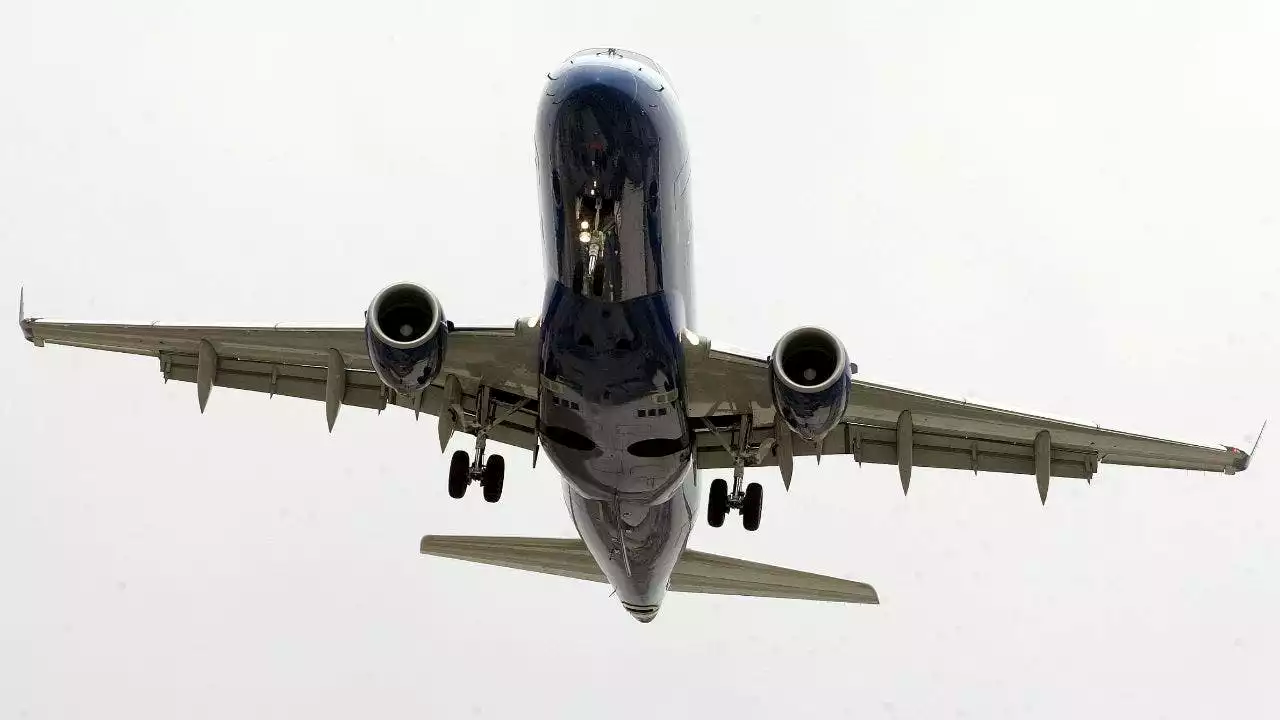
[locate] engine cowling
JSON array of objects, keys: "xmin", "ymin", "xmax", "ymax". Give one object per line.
[
  {"xmin": 770, "ymin": 326, "xmax": 852, "ymax": 442},
  {"xmin": 364, "ymin": 283, "xmax": 448, "ymax": 395}
]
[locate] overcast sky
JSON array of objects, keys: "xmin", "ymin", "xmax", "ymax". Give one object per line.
[{"xmin": 2, "ymin": 1, "xmax": 1277, "ymax": 717}]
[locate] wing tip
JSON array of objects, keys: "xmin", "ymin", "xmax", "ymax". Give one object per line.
[
  {"xmin": 419, "ymin": 534, "xmax": 453, "ymax": 554},
  {"xmin": 1231, "ymin": 448, "xmax": 1251, "ymax": 473},
  {"xmin": 17, "ymin": 286, "xmax": 36, "ymax": 344},
  {"xmin": 1226, "ymin": 420, "xmax": 1266, "ymax": 474}
]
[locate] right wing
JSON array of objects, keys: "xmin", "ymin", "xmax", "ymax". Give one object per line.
[
  {"xmin": 682, "ymin": 332, "xmax": 1251, "ymax": 499},
  {"xmin": 20, "ymin": 304, "xmax": 543, "ymax": 452}
]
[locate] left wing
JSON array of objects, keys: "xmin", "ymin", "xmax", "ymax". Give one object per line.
[
  {"xmin": 681, "ymin": 331, "xmax": 1251, "ymax": 500},
  {"xmin": 19, "ymin": 299, "xmax": 542, "ymax": 452}
]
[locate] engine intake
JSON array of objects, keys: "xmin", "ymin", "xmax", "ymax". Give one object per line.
[
  {"xmin": 770, "ymin": 326, "xmax": 852, "ymax": 442},
  {"xmin": 364, "ymin": 283, "xmax": 448, "ymax": 394}
]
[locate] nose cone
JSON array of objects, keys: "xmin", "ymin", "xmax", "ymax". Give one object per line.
[{"xmin": 623, "ymin": 602, "xmax": 661, "ymax": 623}]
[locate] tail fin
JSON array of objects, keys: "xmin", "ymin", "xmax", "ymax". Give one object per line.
[{"xmin": 419, "ymin": 535, "xmax": 878, "ymax": 605}]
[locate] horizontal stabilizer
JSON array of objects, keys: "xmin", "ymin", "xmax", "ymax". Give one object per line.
[
  {"xmin": 670, "ymin": 548, "xmax": 878, "ymax": 603},
  {"xmin": 420, "ymin": 535, "xmax": 878, "ymax": 605}
]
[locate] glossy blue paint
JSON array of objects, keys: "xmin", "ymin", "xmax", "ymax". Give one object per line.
[
  {"xmin": 771, "ymin": 369, "xmax": 851, "ymax": 442},
  {"xmin": 535, "ymin": 48, "xmax": 694, "ymax": 322},
  {"xmin": 538, "ymin": 282, "xmax": 692, "ymax": 502},
  {"xmin": 534, "ymin": 49, "xmax": 697, "ymax": 621},
  {"xmin": 365, "ymin": 326, "xmax": 447, "ymax": 394}
]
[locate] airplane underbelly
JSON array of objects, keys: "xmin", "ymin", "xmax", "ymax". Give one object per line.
[
  {"xmin": 533, "ymin": 49, "xmax": 694, "ymax": 504},
  {"xmin": 531, "ymin": 49, "xmax": 698, "ymax": 619},
  {"xmin": 534, "ymin": 49, "xmax": 693, "ymax": 330},
  {"xmin": 537, "ymin": 283, "xmax": 692, "ymax": 503},
  {"xmin": 563, "ymin": 466, "xmax": 699, "ymax": 615}
]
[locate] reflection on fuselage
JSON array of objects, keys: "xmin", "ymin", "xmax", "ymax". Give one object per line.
[{"xmin": 534, "ymin": 49, "xmax": 696, "ymax": 621}]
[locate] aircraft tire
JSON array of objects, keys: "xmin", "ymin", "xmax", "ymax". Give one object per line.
[
  {"xmin": 448, "ymin": 450, "xmax": 470, "ymax": 499},
  {"xmin": 742, "ymin": 482, "xmax": 763, "ymax": 531},
  {"xmin": 482, "ymin": 455, "xmax": 505, "ymax": 503},
  {"xmin": 708, "ymin": 479, "xmax": 729, "ymax": 527}
]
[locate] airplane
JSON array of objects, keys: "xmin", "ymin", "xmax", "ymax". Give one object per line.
[{"xmin": 18, "ymin": 48, "xmax": 1256, "ymax": 623}]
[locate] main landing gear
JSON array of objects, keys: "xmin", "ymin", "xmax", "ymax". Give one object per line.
[
  {"xmin": 445, "ymin": 385, "xmax": 510, "ymax": 503},
  {"xmin": 448, "ymin": 447, "xmax": 504, "ymax": 503},
  {"xmin": 705, "ymin": 415, "xmax": 766, "ymax": 531},
  {"xmin": 707, "ymin": 476, "xmax": 763, "ymax": 531}
]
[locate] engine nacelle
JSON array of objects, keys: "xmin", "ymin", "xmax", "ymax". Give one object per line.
[
  {"xmin": 769, "ymin": 326, "xmax": 852, "ymax": 442},
  {"xmin": 364, "ymin": 283, "xmax": 448, "ymax": 395}
]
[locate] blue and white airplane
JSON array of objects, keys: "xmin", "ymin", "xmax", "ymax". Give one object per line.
[{"xmin": 19, "ymin": 49, "xmax": 1253, "ymax": 622}]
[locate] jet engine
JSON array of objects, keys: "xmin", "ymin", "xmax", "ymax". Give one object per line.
[
  {"xmin": 364, "ymin": 282, "xmax": 449, "ymax": 394},
  {"xmin": 769, "ymin": 326, "xmax": 852, "ymax": 442}
]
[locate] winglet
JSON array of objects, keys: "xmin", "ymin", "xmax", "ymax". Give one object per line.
[
  {"xmin": 1225, "ymin": 420, "xmax": 1264, "ymax": 474},
  {"xmin": 18, "ymin": 286, "xmax": 37, "ymax": 344},
  {"xmin": 1240, "ymin": 420, "xmax": 1266, "ymax": 472}
]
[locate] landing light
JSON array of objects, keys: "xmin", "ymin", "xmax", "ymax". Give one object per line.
[{"xmin": 578, "ymin": 231, "xmax": 591, "ymax": 244}]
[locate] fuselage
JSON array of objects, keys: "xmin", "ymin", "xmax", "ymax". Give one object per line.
[{"xmin": 534, "ymin": 49, "xmax": 696, "ymax": 622}]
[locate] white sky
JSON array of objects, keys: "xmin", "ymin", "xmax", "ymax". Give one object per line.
[{"xmin": 2, "ymin": 1, "xmax": 1277, "ymax": 717}]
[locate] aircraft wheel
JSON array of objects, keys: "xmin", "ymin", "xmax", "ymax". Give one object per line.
[
  {"xmin": 707, "ymin": 479, "xmax": 729, "ymax": 528},
  {"xmin": 742, "ymin": 482, "xmax": 763, "ymax": 531},
  {"xmin": 448, "ymin": 450, "xmax": 470, "ymax": 499},
  {"xmin": 482, "ymin": 455, "xmax": 505, "ymax": 503}
]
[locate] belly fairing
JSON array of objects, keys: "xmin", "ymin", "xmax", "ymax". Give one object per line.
[{"xmin": 538, "ymin": 282, "xmax": 692, "ymax": 503}]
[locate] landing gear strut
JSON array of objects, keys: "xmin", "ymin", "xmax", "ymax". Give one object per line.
[
  {"xmin": 446, "ymin": 385, "xmax": 507, "ymax": 503},
  {"xmin": 705, "ymin": 415, "xmax": 766, "ymax": 531}
]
